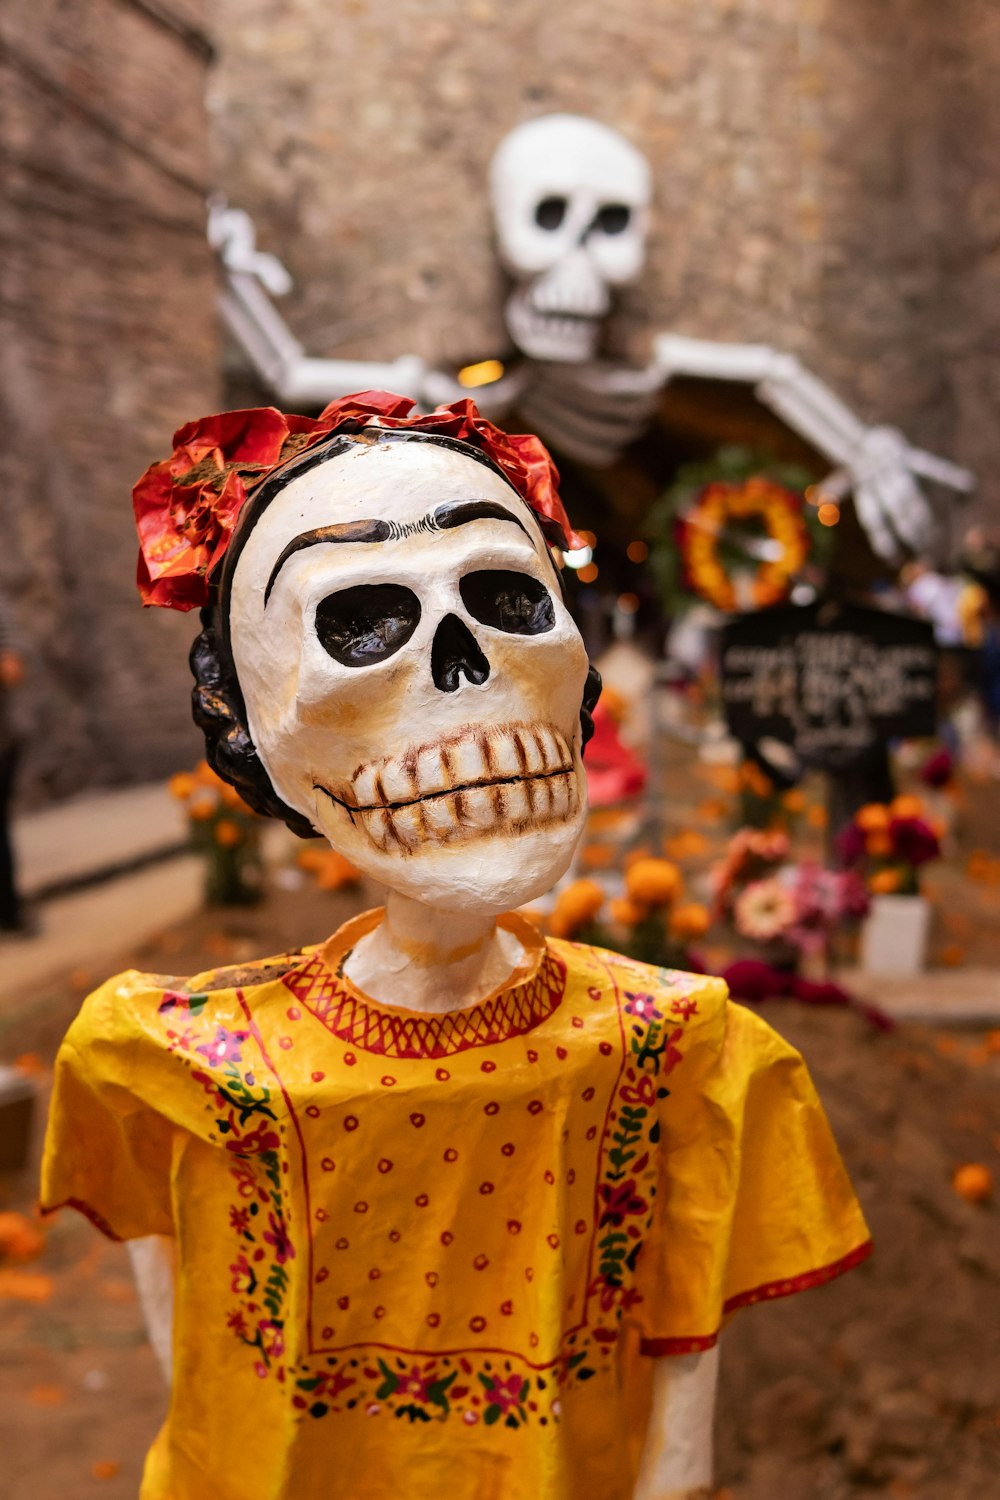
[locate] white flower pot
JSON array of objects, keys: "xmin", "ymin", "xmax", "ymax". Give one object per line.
[{"xmin": 860, "ymin": 894, "xmax": 931, "ymax": 977}]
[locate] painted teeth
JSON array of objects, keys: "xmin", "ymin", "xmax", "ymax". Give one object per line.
[{"xmin": 341, "ymin": 722, "xmax": 578, "ymax": 853}]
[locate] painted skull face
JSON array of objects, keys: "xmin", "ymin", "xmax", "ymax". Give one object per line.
[{"xmin": 229, "ymin": 438, "xmax": 591, "ymax": 913}]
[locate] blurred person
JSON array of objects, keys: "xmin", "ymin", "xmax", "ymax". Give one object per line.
[{"xmin": 0, "ymin": 600, "xmax": 27, "ymax": 933}]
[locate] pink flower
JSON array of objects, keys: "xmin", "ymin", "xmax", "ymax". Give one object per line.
[
  {"xmin": 258, "ymin": 1320, "xmax": 285, "ymax": 1359},
  {"xmin": 834, "ymin": 869, "xmax": 870, "ymax": 920},
  {"xmin": 623, "ymin": 992, "xmax": 662, "ymax": 1022},
  {"xmin": 229, "ymin": 1206, "xmax": 251, "ymax": 1233},
  {"xmin": 226, "ymin": 1309, "xmax": 249, "ymax": 1337},
  {"xmin": 230, "ymin": 1254, "xmax": 255, "ymax": 1296},
  {"xmin": 196, "ymin": 1025, "xmax": 249, "ymax": 1067},
  {"xmin": 835, "ymin": 822, "xmax": 866, "ymax": 868},
  {"xmin": 734, "ymin": 878, "xmax": 796, "ymax": 941}
]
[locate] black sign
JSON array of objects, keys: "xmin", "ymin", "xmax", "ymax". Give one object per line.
[{"xmin": 720, "ymin": 603, "xmax": 938, "ymax": 768}]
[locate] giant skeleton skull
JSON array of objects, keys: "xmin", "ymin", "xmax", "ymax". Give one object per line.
[
  {"xmin": 490, "ymin": 114, "xmax": 652, "ymax": 364},
  {"xmin": 229, "ymin": 436, "xmax": 591, "ymax": 913}
]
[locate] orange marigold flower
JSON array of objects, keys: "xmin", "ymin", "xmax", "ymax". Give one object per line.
[
  {"xmin": 952, "ymin": 1163, "xmax": 993, "ymax": 1204},
  {"xmin": 856, "ymin": 803, "xmax": 890, "ymax": 832},
  {"xmin": 609, "ymin": 897, "xmax": 646, "ymax": 929},
  {"xmin": 625, "ymin": 858, "xmax": 683, "ymax": 908},
  {"xmin": 553, "ymin": 878, "xmax": 606, "ymax": 931},
  {"xmin": 194, "ymin": 759, "xmax": 226, "ymax": 789},
  {"xmin": 865, "ymin": 830, "xmax": 893, "ymax": 858},
  {"xmin": 740, "ymin": 762, "xmax": 774, "ymax": 798},
  {"xmin": 214, "ymin": 819, "xmax": 242, "ymax": 848},
  {"xmin": 187, "ymin": 793, "xmax": 218, "ymax": 821},
  {"xmin": 782, "ymin": 789, "xmax": 806, "ymax": 813},
  {"xmin": 890, "ymin": 794, "xmax": 925, "ymax": 820},
  {"xmin": 669, "ymin": 902, "xmax": 711, "ymax": 940},
  {"xmin": 168, "ymin": 771, "xmax": 195, "ymax": 801},
  {"xmin": 869, "ymin": 868, "xmax": 902, "ymax": 894}
]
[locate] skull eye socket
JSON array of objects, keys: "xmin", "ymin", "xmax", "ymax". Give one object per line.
[
  {"xmin": 459, "ymin": 570, "xmax": 555, "ymax": 636},
  {"xmin": 592, "ymin": 203, "xmax": 631, "ymax": 236},
  {"xmin": 314, "ymin": 584, "xmax": 421, "ymax": 667},
  {"xmin": 535, "ymin": 196, "xmax": 567, "ymax": 232}
]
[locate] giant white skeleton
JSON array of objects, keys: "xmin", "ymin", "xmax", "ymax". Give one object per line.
[{"xmin": 209, "ymin": 112, "xmax": 973, "ymax": 561}]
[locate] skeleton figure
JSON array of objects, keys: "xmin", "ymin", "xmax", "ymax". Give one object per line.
[
  {"xmin": 210, "ymin": 113, "xmax": 973, "ymax": 562},
  {"xmin": 44, "ymin": 398, "xmax": 870, "ymax": 1499}
]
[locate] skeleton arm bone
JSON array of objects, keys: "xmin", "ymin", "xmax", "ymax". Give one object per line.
[
  {"xmin": 127, "ymin": 1236, "xmax": 176, "ymax": 1385},
  {"xmin": 220, "ymin": 270, "xmax": 426, "ymax": 408},
  {"xmin": 210, "ymin": 201, "xmax": 426, "ymax": 409},
  {"xmin": 633, "ymin": 1346, "xmax": 720, "ymax": 1500},
  {"xmin": 652, "ymin": 333, "xmax": 974, "ymax": 559}
]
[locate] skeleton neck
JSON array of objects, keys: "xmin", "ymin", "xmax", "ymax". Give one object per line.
[{"xmin": 339, "ymin": 891, "xmax": 527, "ymax": 1015}]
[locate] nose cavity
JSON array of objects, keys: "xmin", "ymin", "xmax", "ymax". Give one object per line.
[{"xmin": 431, "ymin": 613, "xmax": 490, "ymax": 693}]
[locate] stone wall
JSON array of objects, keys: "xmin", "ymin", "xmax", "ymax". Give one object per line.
[
  {"xmin": 1, "ymin": 0, "xmax": 218, "ymax": 802},
  {"xmin": 210, "ymin": 0, "xmax": 1000, "ymax": 537}
]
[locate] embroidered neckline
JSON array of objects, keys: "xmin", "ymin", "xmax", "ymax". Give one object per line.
[{"xmin": 282, "ymin": 909, "xmax": 565, "ymax": 1059}]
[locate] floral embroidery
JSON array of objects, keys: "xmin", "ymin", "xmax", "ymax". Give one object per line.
[{"xmin": 590, "ymin": 977, "xmax": 692, "ymax": 1325}]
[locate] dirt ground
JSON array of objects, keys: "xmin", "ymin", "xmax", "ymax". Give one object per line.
[{"xmin": 2, "ymin": 749, "xmax": 999, "ymax": 1499}]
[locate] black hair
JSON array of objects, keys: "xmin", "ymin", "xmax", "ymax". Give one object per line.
[{"xmin": 189, "ymin": 425, "xmax": 602, "ymax": 837}]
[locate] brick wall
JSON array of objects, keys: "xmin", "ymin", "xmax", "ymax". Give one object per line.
[{"xmin": 1, "ymin": 0, "xmax": 219, "ymax": 801}]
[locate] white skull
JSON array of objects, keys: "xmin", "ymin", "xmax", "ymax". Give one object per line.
[
  {"xmin": 229, "ymin": 437, "xmax": 590, "ymax": 915},
  {"xmin": 490, "ymin": 114, "xmax": 652, "ymax": 364}
]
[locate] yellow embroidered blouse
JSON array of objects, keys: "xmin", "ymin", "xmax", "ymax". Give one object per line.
[{"xmin": 42, "ymin": 911, "xmax": 870, "ymax": 1500}]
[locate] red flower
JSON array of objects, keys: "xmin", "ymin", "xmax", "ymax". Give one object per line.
[
  {"xmin": 889, "ymin": 816, "xmax": 940, "ymax": 867},
  {"xmin": 395, "ymin": 1365, "xmax": 436, "ymax": 1403},
  {"xmin": 230, "ymin": 1162, "xmax": 257, "ymax": 1198},
  {"xmin": 263, "ymin": 1212, "xmax": 295, "ymax": 1265},
  {"xmin": 226, "ymin": 1121, "xmax": 280, "ymax": 1156},
  {"xmin": 482, "ymin": 1373, "xmax": 525, "ymax": 1414},
  {"xmin": 134, "ymin": 392, "xmax": 581, "ymax": 610},
  {"xmin": 598, "ymin": 1178, "xmax": 649, "ymax": 1228}
]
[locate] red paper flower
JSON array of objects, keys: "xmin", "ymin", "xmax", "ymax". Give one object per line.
[{"xmin": 134, "ymin": 391, "xmax": 581, "ymax": 610}]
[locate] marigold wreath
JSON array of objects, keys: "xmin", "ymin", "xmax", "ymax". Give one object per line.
[{"xmin": 676, "ymin": 478, "xmax": 810, "ymax": 612}]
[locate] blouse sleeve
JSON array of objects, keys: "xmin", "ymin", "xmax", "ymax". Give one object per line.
[
  {"xmin": 633, "ymin": 996, "xmax": 871, "ymax": 1354},
  {"xmin": 40, "ymin": 974, "xmax": 177, "ymax": 1241}
]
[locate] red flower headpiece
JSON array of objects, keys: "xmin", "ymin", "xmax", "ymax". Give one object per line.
[{"xmin": 133, "ymin": 390, "xmax": 581, "ymax": 610}]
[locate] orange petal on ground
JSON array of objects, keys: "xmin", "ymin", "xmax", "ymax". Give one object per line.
[
  {"xmin": 28, "ymin": 1384, "xmax": 66, "ymax": 1406},
  {"xmin": 0, "ymin": 1212, "xmax": 46, "ymax": 1263},
  {"xmin": 0, "ymin": 1270, "xmax": 54, "ymax": 1302},
  {"xmin": 92, "ymin": 1461, "xmax": 122, "ymax": 1480},
  {"xmin": 952, "ymin": 1163, "xmax": 993, "ymax": 1204},
  {"xmin": 12, "ymin": 1052, "xmax": 45, "ymax": 1077}
]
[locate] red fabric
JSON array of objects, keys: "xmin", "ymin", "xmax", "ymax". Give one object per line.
[
  {"xmin": 582, "ymin": 703, "xmax": 648, "ymax": 807},
  {"xmin": 134, "ymin": 392, "xmax": 581, "ymax": 610}
]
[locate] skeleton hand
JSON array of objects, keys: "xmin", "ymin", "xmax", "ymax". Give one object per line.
[
  {"xmin": 819, "ymin": 425, "xmax": 962, "ymax": 561},
  {"xmin": 208, "ymin": 198, "xmax": 294, "ymax": 297},
  {"xmin": 655, "ymin": 335, "xmax": 974, "ymax": 561}
]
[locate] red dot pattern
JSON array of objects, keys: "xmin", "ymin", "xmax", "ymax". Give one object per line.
[{"xmin": 293, "ymin": 970, "xmax": 619, "ymax": 1356}]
